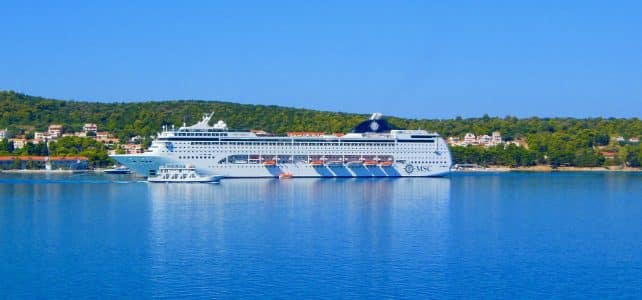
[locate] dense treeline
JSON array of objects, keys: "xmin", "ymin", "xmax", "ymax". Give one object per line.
[{"xmin": 2, "ymin": 90, "xmax": 642, "ymax": 168}]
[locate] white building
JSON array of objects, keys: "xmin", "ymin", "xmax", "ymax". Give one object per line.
[
  {"xmin": 464, "ymin": 133, "xmax": 476, "ymax": 144},
  {"xmin": 10, "ymin": 138, "xmax": 27, "ymax": 149},
  {"xmin": 34, "ymin": 132, "xmax": 49, "ymax": 142},
  {"xmin": 479, "ymin": 135, "xmax": 492, "ymax": 145},
  {"xmin": 83, "ymin": 123, "xmax": 98, "ymax": 133},
  {"xmin": 491, "ymin": 131, "xmax": 502, "ymax": 145},
  {"xmin": 48, "ymin": 124, "xmax": 63, "ymax": 138},
  {"xmin": 0, "ymin": 129, "xmax": 7, "ymax": 139}
]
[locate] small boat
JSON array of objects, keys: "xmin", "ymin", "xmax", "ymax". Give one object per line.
[
  {"xmin": 363, "ymin": 160, "xmax": 378, "ymax": 166},
  {"xmin": 309, "ymin": 160, "xmax": 324, "ymax": 166},
  {"xmin": 279, "ymin": 172, "xmax": 293, "ymax": 179},
  {"xmin": 379, "ymin": 161, "xmax": 393, "ymax": 167},
  {"xmin": 148, "ymin": 165, "xmax": 223, "ymax": 183},
  {"xmin": 262, "ymin": 160, "xmax": 277, "ymax": 166},
  {"xmin": 104, "ymin": 166, "xmax": 131, "ymax": 174}
]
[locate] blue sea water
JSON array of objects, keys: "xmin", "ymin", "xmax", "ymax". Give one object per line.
[{"xmin": 0, "ymin": 172, "xmax": 641, "ymax": 299}]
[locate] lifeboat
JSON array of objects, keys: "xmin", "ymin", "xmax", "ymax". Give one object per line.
[
  {"xmin": 363, "ymin": 160, "xmax": 378, "ymax": 166},
  {"xmin": 279, "ymin": 172, "xmax": 293, "ymax": 179},
  {"xmin": 379, "ymin": 161, "xmax": 393, "ymax": 167},
  {"xmin": 309, "ymin": 160, "xmax": 324, "ymax": 166},
  {"xmin": 262, "ymin": 160, "xmax": 277, "ymax": 166}
]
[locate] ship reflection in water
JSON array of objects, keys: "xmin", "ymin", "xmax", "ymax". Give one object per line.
[{"xmin": 145, "ymin": 178, "xmax": 451, "ymax": 297}]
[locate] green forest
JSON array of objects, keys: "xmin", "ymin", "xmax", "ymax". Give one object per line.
[{"xmin": 1, "ymin": 90, "xmax": 642, "ymax": 168}]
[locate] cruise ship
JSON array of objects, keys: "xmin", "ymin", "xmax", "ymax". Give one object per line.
[{"xmin": 111, "ymin": 113, "xmax": 452, "ymax": 178}]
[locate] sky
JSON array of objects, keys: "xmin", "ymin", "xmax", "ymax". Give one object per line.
[{"xmin": 1, "ymin": 0, "xmax": 641, "ymax": 119}]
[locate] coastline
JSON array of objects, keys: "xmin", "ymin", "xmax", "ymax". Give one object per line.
[
  {"xmin": 0, "ymin": 169, "xmax": 92, "ymax": 174},
  {"xmin": 458, "ymin": 165, "xmax": 642, "ymax": 173}
]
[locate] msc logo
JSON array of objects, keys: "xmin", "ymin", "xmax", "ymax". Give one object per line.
[{"xmin": 405, "ymin": 164, "xmax": 431, "ymax": 173}]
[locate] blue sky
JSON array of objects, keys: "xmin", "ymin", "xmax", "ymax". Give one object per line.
[{"xmin": 1, "ymin": 0, "xmax": 641, "ymax": 118}]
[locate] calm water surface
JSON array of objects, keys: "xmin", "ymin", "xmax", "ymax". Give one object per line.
[{"xmin": 1, "ymin": 172, "xmax": 641, "ymax": 298}]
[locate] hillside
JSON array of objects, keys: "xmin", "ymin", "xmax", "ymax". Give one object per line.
[
  {"xmin": 1, "ymin": 90, "xmax": 642, "ymax": 168},
  {"xmin": 2, "ymin": 90, "xmax": 642, "ymax": 139}
]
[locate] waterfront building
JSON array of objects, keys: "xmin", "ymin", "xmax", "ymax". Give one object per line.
[{"xmin": 112, "ymin": 113, "xmax": 452, "ymax": 178}]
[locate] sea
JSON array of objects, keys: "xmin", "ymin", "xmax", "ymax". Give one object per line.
[{"xmin": 1, "ymin": 172, "xmax": 641, "ymax": 299}]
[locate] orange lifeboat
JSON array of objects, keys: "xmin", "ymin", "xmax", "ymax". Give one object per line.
[
  {"xmin": 309, "ymin": 160, "xmax": 324, "ymax": 166},
  {"xmin": 279, "ymin": 172, "xmax": 293, "ymax": 179},
  {"xmin": 379, "ymin": 161, "xmax": 393, "ymax": 167},
  {"xmin": 262, "ymin": 160, "xmax": 277, "ymax": 166},
  {"xmin": 363, "ymin": 160, "xmax": 378, "ymax": 166}
]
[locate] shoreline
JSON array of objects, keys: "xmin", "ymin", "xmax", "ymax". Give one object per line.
[
  {"xmin": 456, "ymin": 165, "xmax": 642, "ymax": 173},
  {"xmin": 0, "ymin": 169, "xmax": 91, "ymax": 174}
]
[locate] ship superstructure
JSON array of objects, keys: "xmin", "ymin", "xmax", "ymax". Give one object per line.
[{"xmin": 111, "ymin": 113, "xmax": 452, "ymax": 178}]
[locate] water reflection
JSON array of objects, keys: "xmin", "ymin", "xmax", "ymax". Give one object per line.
[{"xmin": 145, "ymin": 178, "xmax": 451, "ymax": 297}]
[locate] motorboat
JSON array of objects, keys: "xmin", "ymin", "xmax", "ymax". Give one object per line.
[{"xmin": 104, "ymin": 165, "xmax": 131, "ymax": 174}]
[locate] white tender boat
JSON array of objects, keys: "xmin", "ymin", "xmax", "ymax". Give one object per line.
[
  {"xmin": 148, "ymin": 165, "xmax": 223, "ymax": 183},
  {"xmin": 104, "ymin": 165, "xmax": 132, "ymax": 174}
]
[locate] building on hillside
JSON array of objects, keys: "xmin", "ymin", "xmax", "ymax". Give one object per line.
[
  {"xmin": 96, "ymin": 132, "xmax": 119, "ymax": 144},
  {"xmin": 616, "ymin": 136, "xmax": 625, "ymax": 142},
  {"xmin": 447, "ymin": 136, "xmax": 461, "ymax": 145},
  {"xmin": 122, "ymin": 143, "xmax": 143, "ymax": 154},
  {"xmin": 629, "ymin": 137, "xmax": 640, "ymax": 143},
  {"xmin": 463, "ymin": 133, "xmax": 476, "ymax": 145},
  {"xmin": 9, "ymin": 138, "xmax": 27, "ymax": 149},
  {"xmin": 34, "ymin": 132, "xmax": 49, "ymax": 143},
  {"xmin": 491, "ymin": 131, "xmax": 502, "ymax": 145},
  {"xmin": 601, "ymin": 151, "xmax": 616, "ymax": 160},
  {"xmin": 129, "ymin": 135, "xmax": 143, "ymax": 143},
  {"xmin": 478, "ymin": 135, "xmax": 492, "ymax": 145},
  {"xmin": 83, "ymin": 123, "xmax": 98, "ymax": 133},
  {"xmin": 0, "ymin": 129, "xmax": 7, "ymax": 139},
  {"xmin": 48, "ymin": 124, "xmax": 63, "ymax": 138}
]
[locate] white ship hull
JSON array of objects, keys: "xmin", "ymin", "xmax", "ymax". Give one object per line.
[{"xmin": 112, "ymin": 154, "xmax": 450, "ymax": 178}]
